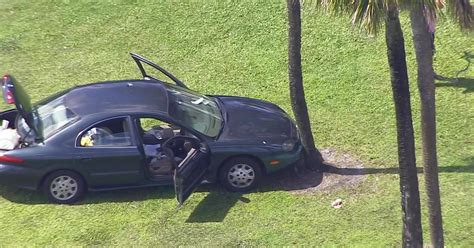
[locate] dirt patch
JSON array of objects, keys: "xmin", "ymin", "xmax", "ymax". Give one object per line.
[{"xmin": 278, "ymin": 148, "xmax": 367, "ymax": 194}]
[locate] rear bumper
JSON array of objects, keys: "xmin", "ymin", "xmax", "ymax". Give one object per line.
[{"xmin": 0, "ymin": 164, "xmax": 40, "ymax": 190}]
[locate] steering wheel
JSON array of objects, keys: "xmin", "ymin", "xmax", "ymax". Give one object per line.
[{"xmin": 162, "ymin": 136, "xmax": 201, "ymax": 152}]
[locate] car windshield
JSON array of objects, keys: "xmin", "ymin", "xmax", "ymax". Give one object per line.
[
  {"xmin": 18, "ymin": 94, "xmax": 79, "ymax": 140},
  {"xmin": 166, "ymin": 84, "xmax": 223, "ymax": 137}
]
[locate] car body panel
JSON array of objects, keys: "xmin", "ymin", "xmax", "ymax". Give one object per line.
[
  {"xmin": 0, "ymin": 145, "xmax": 77, "ymax": 190},
  {"xmin": 64, "ymin": 81, "xmax": 168, "ymax": 116},
  {"xmin": 206, "ymin": 141, "xmax": 302, "ymax": 179},
  {"xmin": 215, "ymin": 96, "xmax": 296, "ymax": 143},
  {"xmin": 74, "ymin": 147, "xmax": 145, "ymax": 187}
]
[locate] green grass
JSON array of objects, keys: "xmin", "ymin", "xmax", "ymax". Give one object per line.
[{"xmin": 0, "ymin": 0, "xmax": 473, "ymax": 246}]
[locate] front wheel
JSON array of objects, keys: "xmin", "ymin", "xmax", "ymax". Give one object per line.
[
  {"xmin": 219, "ymin": 157, "xmax": 262, "ymax": 192},
  {"xmin": 42, "ymin": 170, "xmax": 86, "ymax": 204}
]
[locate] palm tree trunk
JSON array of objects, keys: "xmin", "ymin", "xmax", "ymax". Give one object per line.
[
  {"xmin": 287, "ymin": 0, "xmax": 324, "ymax": 170},
  {"xmin": 385, "ymin": 5, "xmax": 423, "ymax": 247},
  {"xmin": 410, "ymin": 5, "xmax": 444, "ymax": 248}
]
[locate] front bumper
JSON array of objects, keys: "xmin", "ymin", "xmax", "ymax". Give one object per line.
[
  {"xmin": 0, "ymin": 164, "xmax": 40, "ymax": 190},
  {"xmin": 262, "ymin": 142, "xmax": 303, "ymax": 174}
]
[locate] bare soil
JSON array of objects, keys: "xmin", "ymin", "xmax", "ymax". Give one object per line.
[{"xmin": 277, "ymin": 148, "xmax": 367, "ymax": 195}]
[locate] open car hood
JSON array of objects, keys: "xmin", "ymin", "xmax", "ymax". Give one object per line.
[{"xmin": 2, "ymin": 75, "xmax": 43, "ymax": 142}]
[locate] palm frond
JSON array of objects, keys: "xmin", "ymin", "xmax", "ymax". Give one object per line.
[
  {"xmin": 445, "ymin": 0, "xmax": 473, "ymax": 29},
  {"xmin": 351, "ymin": 0, "xmax": 387, "ymax": 35},
  {"xmin": 304, "ymin": 0, "xmax": 353, "ymax": 14},
  {"xmin": 306, "ymin": 0, "xmax": 471, "ymax": 34}
]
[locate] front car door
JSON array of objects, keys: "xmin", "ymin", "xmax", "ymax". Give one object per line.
[
  {"xmin": 169, "ymin": 138, "xmax": 211, "ymax": 205},
  {"xmin": 75, "ymin": 116, "xmax": 145, "ymax": 188},
  {"xmin": 130, "ymin": 53, "xmax": 188, "ymax": 89}
]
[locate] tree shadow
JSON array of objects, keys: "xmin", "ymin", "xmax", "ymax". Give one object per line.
[
  {"xmin": 455, "ymin": 51, "xmax": 473, "ymax": 78},
  {"xmin": 435, "ymin": 50, "xmax": 473, "ymax": 93},
  {"xmin": 327, "ymin": 165, "xmax": 473, "ymax": 175},
  {"xmin": 326, "ymin": 159, "xmax": 473, "ymax": 175},
  {"xmin": 435, "ymin": 77, "xmax": 474, "ymax": 93}
]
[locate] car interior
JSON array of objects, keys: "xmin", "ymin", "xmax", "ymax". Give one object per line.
[
  {"xmin": 137, "ymin": 117, "xmax": 200, "ymax": 179},
  {"xmin": 79, "ymin": 118, "xmax": 133, "ymax": 147},
  {"xmin": 79, "ymin": 117, "xmax": 200, "ymax": 180}
]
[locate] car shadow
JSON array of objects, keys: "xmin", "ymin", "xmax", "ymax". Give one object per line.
[
  {"xmin": 0, "ymin": 185, "xmax": 176, "ymax": 205},
  {"xmin": 0, "ymin": 165, "xmax": 322, "ymax": 207},
  {"xmin": 185, "ymin": 165, "xmax": 323, "ymax": 223},
  {"xmin": 184, "ymin": 187, "xmax": 249, "ymax": 223},
  {"xmin": 2, "ymin": 159, "xmax": 471, "ymax": 222}
]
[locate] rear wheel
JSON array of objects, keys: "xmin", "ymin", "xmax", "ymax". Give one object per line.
[
  {"xmin": 42, "ymin": 170, "xmax": 86, "ymax": 204},
  {"xmin": 219, "ymin": 157, "xmax": 262, "ymax": 192}
]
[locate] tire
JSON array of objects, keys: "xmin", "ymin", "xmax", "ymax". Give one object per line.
[
  {"xmin": 219, "ymin": 157, "xmax": 262, "ymax": 192},
  {"xmin": 42, "ymin": 170, "xmax": 86, "ymax": 204}
]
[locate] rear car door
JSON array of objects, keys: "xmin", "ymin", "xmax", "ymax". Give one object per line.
[
  {"xmin": 75, "ymin": 116, "xmax": 145, "ymax": 187},
  {"xmin": 173, "ymin": 142, "xmax": 211, "ymax": 205}
]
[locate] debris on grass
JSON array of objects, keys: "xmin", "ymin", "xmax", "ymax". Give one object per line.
[{"xmin": 331, "ymin": 198, "xmax": 343, "ymax": 208}]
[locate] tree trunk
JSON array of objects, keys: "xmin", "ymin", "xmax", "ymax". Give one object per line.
[
  {"xmin": 287, "ymin": 0, "xmax": 324, "ymax": 170},
  {"xmin": 410, "ymin": 5, "xmax": 444, "ymax": 248},
  {"xmin": 385, "ymin": 5, "xmax": 423, "ymax": 248}
]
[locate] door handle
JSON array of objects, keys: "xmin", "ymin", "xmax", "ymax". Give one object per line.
[{"xmin": 78, "ymin": 157, "xmax": 92, "ymax": 162}]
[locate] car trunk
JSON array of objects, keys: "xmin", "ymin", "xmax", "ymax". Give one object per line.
[
  {"xmin": 1, "ymin": 75, "xmax": 42, "ymax": 149},
  {"xmin": 0, "ymin": 111, "xmax": 21, "ymax": 150}
]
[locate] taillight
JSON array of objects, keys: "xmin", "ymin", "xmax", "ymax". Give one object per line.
[
  {"xmin": 0, "ymin": 154, "xmax": 24, "ymax": 164},
  {"xmin": 2, "ymin": 74, "xmax": 14, "ymax": 104},
  {"xmin": 5, "ymin": 90, "xmax": 14, "ymax": 104}
]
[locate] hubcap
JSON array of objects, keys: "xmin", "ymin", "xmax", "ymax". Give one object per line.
[
  {"xmin": 227, "ymin": 163, "xmax": 255, "ymax": 188},
  {"xmin": 50, "ymin": 176, "xmax": 78, "ymax": 201}
]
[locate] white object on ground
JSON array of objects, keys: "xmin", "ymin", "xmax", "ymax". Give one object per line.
[
  {"xmin": 331, "ymin": 198, "xmax": 343, "ymax": 209},
  {"xmin": 0, "ymin": 129, "xmax": 20, "ymax": 150},
  {"xmin": 1, "ymin": 120, "xmax": 9, "ymax": 130}
]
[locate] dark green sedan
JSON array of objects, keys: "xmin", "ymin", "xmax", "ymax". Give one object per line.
[{"xmin": 0, "ymin": 54, "xmax": 302, "ymax": 204}]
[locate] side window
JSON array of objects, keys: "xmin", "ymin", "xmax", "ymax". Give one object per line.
[
  {"xmin": 79, "ymin": 117, "xmax": 133, "ymax": 147},
  {"xmin": 139, "ymin": 118, "xmax": 173, "ymax": 133}
]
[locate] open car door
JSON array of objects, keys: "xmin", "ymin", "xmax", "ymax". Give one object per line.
[
  {"xmin": 130, "ymin": 53, "xmax": 188, "ymax": 89},
  {"xmin": 167, "ymin": 137, "xmax": 211, "ymax": 205}
]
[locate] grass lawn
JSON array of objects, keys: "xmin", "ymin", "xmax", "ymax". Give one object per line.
[{"xmin": 0, "ymin": 0, "xmax": 472, "ymax": 246}]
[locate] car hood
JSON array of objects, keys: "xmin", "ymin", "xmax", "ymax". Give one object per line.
[{"xmin": 215, "ymin": 96, "xmax": 297, "ymax": 143}]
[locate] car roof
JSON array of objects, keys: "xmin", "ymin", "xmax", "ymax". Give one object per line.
[{"xmin": 63, "ymin": 80, "xmax": 168, "ymax": 117}]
